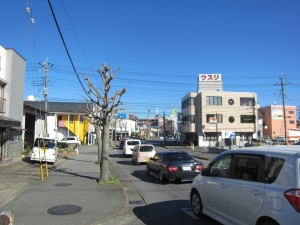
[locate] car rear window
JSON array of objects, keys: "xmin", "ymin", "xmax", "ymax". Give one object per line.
[
  {"xmin": 165, "ymin": 153, "xmax": 194, "ymax": 161},
  {"xmin": 264, "ymin": 157, "xmax": 285, "ymax": 184},
  {"xmin": 127, "ymin": 141, "xmax": 140, "ymax": 145},
  {"xmin": 140, "ymin": 146, "xmax": 154, "ymax": 152},
  {"xmin": 34, "ymin": 138, "xmax": 55, "ymax": 148}
]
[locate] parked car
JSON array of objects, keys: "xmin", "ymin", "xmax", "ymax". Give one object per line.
[
  {"xmin": 140, "ymin": 138, "xmax": 146, "ymax": 144},
  {"xmin": 123, "ymin": 139, "xmax": 141, "ymax": 157},
  {"xmin": 60, "ymin": 136, "xmax": 81, "ymax": 146},
  {"xmin": 30, "ymin": 138, "xmax": 58, "ymax": 164},
  {"xmin": 146, "ymin": 151, "xmax": 203, "ymax": 183},
  {"xmin": 250, "ymin": 138, "xmax": 269, "ymax": 146},
  {"xmin": 131, "ymin": 144, "xmax": 156, "ymax": 165},
  {"xmin": 190, "ymin": 145, "xmax": 300, "ymax": 225}
]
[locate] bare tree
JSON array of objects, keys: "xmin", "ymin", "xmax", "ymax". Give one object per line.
[
  {"xmin": 84, "ymin": 64, "xmax": 126, "ymax": 182},
  {"xmin": 83, "ymin": 104, "xmax": 102, "ymax": 163}
]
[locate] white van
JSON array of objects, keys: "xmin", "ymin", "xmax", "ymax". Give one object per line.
[
  {"xmin": 123, "ymin": 139, "xmax": 141, "ymax": 157},
  {"xmin": 30, "ymin": 138, "xmax": 58, "ymax": 164}
]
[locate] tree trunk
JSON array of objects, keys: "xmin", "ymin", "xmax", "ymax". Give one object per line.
[
  {"xmin": 95, "ymin": 126, "xmax": 102, "ymax": 163},
  {"xmin": 100, "ymin": 121, "xmax": 110, "ymax": 182}
]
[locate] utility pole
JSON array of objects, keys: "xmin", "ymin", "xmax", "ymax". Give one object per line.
[
  {"xmin": 38, "ymin": 58, "xmax": 53, "ymax": 137},
  {"xmin": 148, "ymin": 108, "xmax": 151, "ymax": 138},
  {"xmin": 39, "ymin": 58, "xmax": 53, "ymax": 111},
  {"xmin": 163, "ymin": 111, "xmax": 166, "ymax": 146},
  {"xmin": 275, "ymin": 75, "xmax": 290, "ymax": 142}
]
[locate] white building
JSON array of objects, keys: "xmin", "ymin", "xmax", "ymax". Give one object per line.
[
  {"xmin": 181, "ymin": 74, "xmax": 258, "ymax": 148},
  {"xmin": 0, "ymin": 45, "xmax": 26, "ymax": 163}
]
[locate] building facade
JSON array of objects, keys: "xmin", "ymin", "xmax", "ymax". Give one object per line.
[
  {"xmin": 0, "ymin": 45, "xmax": 26, "ymax": 163},
  {"xmin": 258, "ymin": 105, "xmax": 297, "ymax": 140},
  {"xmin": 181, "ymin": 74, "xmax": 258, "ymax": 147}
]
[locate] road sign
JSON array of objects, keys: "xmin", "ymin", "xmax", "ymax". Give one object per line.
[
  {"xmin": 117, "ymin": 113, "xmax": 126, "ymax": 119},
  {"xmin": 222, "ymin": 131, "xmax": 235, "ymax": 138}
]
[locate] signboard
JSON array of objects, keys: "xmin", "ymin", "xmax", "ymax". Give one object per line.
[
  {"xmin": 117, "ymin": 113, "xmax": 126, "ymax": 119},
  {"xmin": 209, "ymin": 117, "xmax": 217, "ymax": 125},
  {"xmin": 222, "ymin": 131, "xmax": 236, "ymax": 138},
  {"xmin": 172, "ymin": 108, "xmax": 178, "ymax": 117},
  {"xmin": 199, "ymin": 74, "xmax": 222, "ymax": 82}
]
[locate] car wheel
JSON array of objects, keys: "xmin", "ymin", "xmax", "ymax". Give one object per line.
[
  {"xmin": 261, "ymin": 220, "xmax": 279, "ymax": 225},
  {"xmin": 158, "ymin": 170, "xmax": 165, "ymax": 182},
  {"xmin": 191, "ymin": 190, "xmax": 204, "ymax": 217}
]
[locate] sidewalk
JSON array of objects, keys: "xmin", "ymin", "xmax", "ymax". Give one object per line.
[{"xmin": 0, "ymin": 145, "xmax": 144, "ymax": 225}]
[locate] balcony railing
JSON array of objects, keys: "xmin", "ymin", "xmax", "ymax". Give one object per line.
[{"xmin": 0, "ymin": 97, "xmax": 6, "ymax": 113}]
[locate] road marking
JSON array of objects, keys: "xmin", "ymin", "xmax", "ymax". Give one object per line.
[{"xmin": 181, "ymin": 207, "xmax": 200, "ymax": 220}]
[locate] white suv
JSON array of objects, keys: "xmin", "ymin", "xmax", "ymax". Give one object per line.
[
  {"xmin": 190, "ymin": 146, "xmax": 300, "ymax": 225},
  {"xmin": 123, "ymin": 139, "xmax": 141, "ymax": 157}
]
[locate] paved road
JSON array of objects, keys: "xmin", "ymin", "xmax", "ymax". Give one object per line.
[{"xmin": 111, "ymin": 143, "xmax": 221, "ymax": 225}]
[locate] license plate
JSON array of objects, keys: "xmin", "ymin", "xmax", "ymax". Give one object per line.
[
  {"xmin": 144, "ymin": 158, "xmax": 149, "ymax": 162},
  {"xmin": 182, "ymin": 166, "xmax": 191, "ymax": 171}
]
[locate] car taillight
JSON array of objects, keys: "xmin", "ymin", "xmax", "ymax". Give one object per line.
[
  {"xmin": 195, "ymin": 164, "xmax": 203, "ymax": 171},
  {"xmin": 284, "ymin": 189, "xmax": 300, "ymax": 213},
  {"xmin": 168, "ymin": 165, "xmax": 178, "ymax": 172}
]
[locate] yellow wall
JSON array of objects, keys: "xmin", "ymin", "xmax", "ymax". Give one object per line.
[{"xmin": 60, "ymin": 115, "xmax": 89, "ymax": 144}]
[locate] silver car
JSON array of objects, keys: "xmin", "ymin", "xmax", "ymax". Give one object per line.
[{"xmin": 190, "ymin": 146, "xmax": 300, "ymax": 225}]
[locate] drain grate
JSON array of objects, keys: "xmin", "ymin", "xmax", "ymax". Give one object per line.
[
  {"xmin": 129, "ymin": 200, "xmax": 143, "ymax": 205},
  {"xmin": 47, "ymin": 205, "xmax": 82, "ymax": 215},
  {"xmin": 54, "ymin": 183, "xmax": 72, "ymax": 186}
]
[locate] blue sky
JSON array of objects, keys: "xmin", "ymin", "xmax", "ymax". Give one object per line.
[{"xmin": 1, "ymin": 0, "xmax": 300, "ymax": 119}]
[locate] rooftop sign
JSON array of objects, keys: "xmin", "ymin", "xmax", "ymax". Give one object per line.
[{"xmin": 199, "ymin": 74, "xmax": 222, "ymax": 82}]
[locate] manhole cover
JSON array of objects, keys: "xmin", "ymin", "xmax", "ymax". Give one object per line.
[
  {"xmin": 129, "ymin": 200, "xmax": 143, "ymax": 205},
  {"xmin": 47, "ymin": 205, "xmax": 82, "ymax": 215},
  {"xmin": 54, "ymin": 183, "xmax": 72, "ymax": 186}
]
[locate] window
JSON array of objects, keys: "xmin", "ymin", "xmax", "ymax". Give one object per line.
[
  {"xmin": 69, "ymin": 115, "xmax": 74, "ymax": 124},
  {"xmin": 264, "ymin": 157, "xmax": 285, "ymax": 184},
  {"xmin": 182, "ymin": 97, "xmax": 195, "ymax": 109},
  {"xmin": 241, "ymin": 115, "xmax": 255, "ymax": 123},
  {"xmin": 233, "ymin": 154, "xmax": 262, "ymax": 182},
  {"xmin": 240, "ymin": 97, "xmax": 254, "ymax": 106},
  {"xmin": 289, "ymin": 120, "xmax": 295, "ymax": 124},
  {"xmin": 140, "ymin": 146, "xmax": 154, "ymax": 152},
  {"xmin": 206, "ymin": 96, "xmax": 222, "ymax": 105},
  {"xmin": 206, "ymin": 114, "xmax": 223, "ymax": 123},
  {"xmin": 182, "ymin": 115, "xmax": 195, "ymax": 124},
  {"xmin": 229, "ymin": 116, "xmax": 235, "ymax": 123},
  {"xmin": 209, "ymin": 154, "xmax": 231, "ymax": 178},
  {"xmin": 228, "ymin": 99, "xmax": 234, "ymax": 105},
  {"xmin": 289, "ymin": 111, "xmax": 294, "ymax": 114},
  {"xmin": 261, "ymin": 112, "xmax": 265, "ymax": 116},
  {"xmin": 166, "ymin": 153, "xmax": 194, "ymax": 161}
]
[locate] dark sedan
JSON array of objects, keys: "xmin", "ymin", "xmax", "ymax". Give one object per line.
[{"xmin": 146, "ymin": 151, "xmax": 203, "ymax": 183}]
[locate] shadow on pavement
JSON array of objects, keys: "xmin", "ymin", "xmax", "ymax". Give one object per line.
[
  {"xmin": 130, "ymin": 169, "xmax": 193, "ymax": 185},
  {"xmin": 132, "ymin": 200, "xmax": 221, "ymax": 225}
]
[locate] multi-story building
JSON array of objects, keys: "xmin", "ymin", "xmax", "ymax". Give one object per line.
[
  {"xmin": 0, "ymin": 45, "xmax": 26, "ymax": 163},
  {"xmin": 258, "ymin": 105, "xmax": 297, "ymax": 140},
  {"xmin": 181, "ymin": 74, "xmax": 258, "ymax": 148}
]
